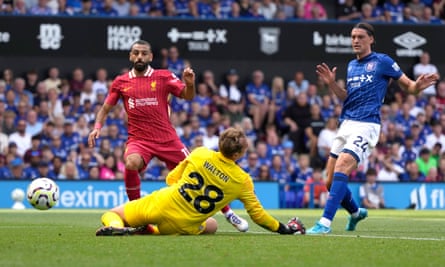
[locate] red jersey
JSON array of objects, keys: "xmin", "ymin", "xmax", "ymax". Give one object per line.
[{"xmin": 106, "ymin": 67, "xmax": 185, "ymax": 143}]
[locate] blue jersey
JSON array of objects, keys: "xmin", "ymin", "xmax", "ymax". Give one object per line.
[{"xmin": 342, "ymin": 52, "xmax": 403, "ymax": 124}]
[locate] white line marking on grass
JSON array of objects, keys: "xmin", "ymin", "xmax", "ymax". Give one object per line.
[{"xmin": 218, "ymin": 230, "xmax": 445, "ymax": 241}]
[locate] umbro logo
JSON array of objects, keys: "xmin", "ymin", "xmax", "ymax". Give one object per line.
[{"xmin": 393, "ymin": 32, "xmax": 426, "ymax": 50}]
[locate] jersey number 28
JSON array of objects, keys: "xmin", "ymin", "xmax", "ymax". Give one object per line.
[{"xmin": 179, "ymin": 172, "xmax": 224, "ymax": 214}]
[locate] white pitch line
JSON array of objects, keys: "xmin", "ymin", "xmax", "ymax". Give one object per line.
[{"xmin": 218, "ymin": 230, "xmax": 445, "ymax": 241}]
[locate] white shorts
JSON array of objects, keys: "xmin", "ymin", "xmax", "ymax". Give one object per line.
[{"xmin": 330, "ymin": 120, "xmax": 381, "ymax": 164}]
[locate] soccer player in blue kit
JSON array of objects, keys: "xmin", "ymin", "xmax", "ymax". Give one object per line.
[{"xmin": 306, "ymin": 22, "xmax": 439, "ymax": 234}]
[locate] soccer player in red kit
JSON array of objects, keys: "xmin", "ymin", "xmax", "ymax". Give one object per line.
[{"xmin": 88, "ymin": 40, "xmax": 248, "ymax": 232}]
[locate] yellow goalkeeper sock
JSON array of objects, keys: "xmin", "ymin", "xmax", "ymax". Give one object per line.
[{"xmin": 101, "ymin": 211, "xmax": 124, "ymax": 228}]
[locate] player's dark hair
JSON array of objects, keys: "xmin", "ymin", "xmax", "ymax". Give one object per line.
[
  {"xmin": 353, "ymin": 22, "xmax": 375, "ymax": 37},
  {"xmin": 353, "ymin": 22, "xmax": 376, "ymax": 47},
  {"xmin": 219, "ymin": 127, "xmax": 246, "ymax": 158},
  {"xmin": 130, "ymin": 40, "xmax": 151, "ymax": 51}
]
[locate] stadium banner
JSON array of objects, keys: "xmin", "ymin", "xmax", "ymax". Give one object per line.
[
  {"xmin": 0, "ymin": 16, "xmax": 444, "ymax": 82},
  {"xmin": 1, "ymin": 180, "xmax": 279, "ymax": 209},
  {"xmin": 2, "ymin": 180, "xmax": 444, "ymax": 210}
]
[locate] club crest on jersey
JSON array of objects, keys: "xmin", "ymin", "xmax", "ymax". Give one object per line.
[
  {"xmin": 150, "ymin": 81, "xmax": 156, "ymax": 91},
  {"xmin": 365, "ymin": 61, "xmax": 376, "ymax": 72}
]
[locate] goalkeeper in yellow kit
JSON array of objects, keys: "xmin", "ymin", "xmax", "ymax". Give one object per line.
[{"xmin": 96, "ymin": 127, "xmax": 305, "ymax": 235}]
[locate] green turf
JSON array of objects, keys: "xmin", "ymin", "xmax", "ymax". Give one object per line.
[{"xmin": 1, "ymin": 209, "xmax": 444, "ymax": 267}]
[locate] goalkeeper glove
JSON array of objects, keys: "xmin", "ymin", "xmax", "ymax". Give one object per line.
[{"xmin": 277, "ymin": 217, "xmax": 306, "ymax": 235}]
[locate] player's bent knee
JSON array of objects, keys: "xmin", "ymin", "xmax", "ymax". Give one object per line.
[
  {"xmin": 125, "ymin": 154, "xmax": 144, "ymax": 170},
  {"xmin": 202, "ymin": 218, "xmax": 218, "ymax": 234}
]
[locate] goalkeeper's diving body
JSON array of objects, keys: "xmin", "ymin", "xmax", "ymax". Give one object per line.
[{"xmin": 96, "ymin": 127, "xmax": 305, "ymax": 235}]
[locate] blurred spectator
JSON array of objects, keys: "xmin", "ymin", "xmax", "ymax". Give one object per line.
[
  {"xmin": 29, "ymin": 0, "xmax": 52, "ymax": 15},
  {"xmin": 0, "ymin": 127, "xmax": 8, "ymax": 154},
  {"xmin": 281, "ymin": 140, "xmax": 298, "ymax": 176},
  {"xmin": 384, "ymin": 0, "xmax": 404, "ymax": 23},
  {"xmin": 218, "ymin": 68, "xmax": 244, "ymax": 112},
  {"xmin": 12, "ymin": 0, "xmax": 28, "ymax": 15},
  {"xmin": 24, "ymin": 69, "xmax": 39, "ymax": 95},
  {"xmin": 320, "ymin": 94, "xmax": 334, "ymax": 120},
  {"xmin": 303, "ymin": 0, "xmax": 327, "ymax": 20},
  {"xmin": 243, "ymin": 151, "xmax": 260, "ymax": 180},
  {"xmin": 99, "ymin": 154, "xmax": 118, "ymax": 180},
  {"xmin": 9, "ymin": 158, "xmax": 26, "ymax": 179},
  {"xmin": 425, "ymin": 120, "xmax": 445, "ymax": 152},
  {"xmin": 360, "ymin": 2, "xmax": 385, "ymax": 22},
  {"xmin": 202, "ymin": 122, "xmax": 219, "ymax": 150},
  {"xmin": 57, "ymin": 160, "xmax": 79, "ymax": 179},
  {"xmin": 25, "ymin": 110, "xmax": 43, "ymax": 137},
  {"xmin": 11, "ymin": 77, "xmax": 33, "ymax": 107},
  {"xmin": 259, "ymin": 0, "xmax": 277, "ymax": 19},
  {"xmin": 8, "ymin": 119, "xmax": 31, "ymax": 157},
  {"xmin": 69, "ymin": 67, "xmax": 85, "ymax": 93},
  {"xmin": 2, "ymin": 68, "xmax": 14, "ymax": 90},
  {"xmin": 161, "ymin": 45, "xmax": 186, "ymax": 78},
  {"xmin": 400, "ymin": 134, "xmax": 418, "ymax": 163},
  {"xmin": 248, "ymin": 1, "xmax": 266, "ymax": 19},
  {"xmin": 306, "ymin": 83, "xmax": 322, "ymax": 107},
  {"xmin": 88, "ymin": 166, "xmax": 99, "ymax": 179},
  {"xmin": 413, "ymin": 51, "xmax": 440, "ymax": 97},
  {"xmin": 112, "ymin": 0, "xmax": 129, "ymax": 16},
  {"xmin": 336, "ymin": 0, "xmax": 361, "ymax": 21},
  {"xmin": 419, "ymin": 6, "xmax": 442, "ymax": 23},
  {"xmin": 23, "ymin": 134, "xmax": 41, "ymax": 164},
  {"xmin": 401, "ymin": 159, "xmax": 426, "ymax": 181},
  {"xmin": 416, "ymin": 147, "xmax": 438, "ymax": 176},
  {"xmin": 96, "ymin": 0, "xmax": 118, "ymax": 16},
  {"xmin": 49, "ymin": 135, "xmax": 68, "ymax": 162},
  {"xmin": 43, "ymin": 67, "xmax": 62, "ymax": 93},
  {"xmin": 75, "ymin": 0, "xmax": 97, "ymax": 15},
  {"xmin": 283, "ymin": 92, "xmax": 311, "ymax": 154},
  {"xmin": 80, "ymin": 78, "xmax": 96, "ymax": 105},
  {"xmin": 408, "ymin": 0, "xmax": 425, "ymax": 20},
  {"xmin": 228, "ymin": 0, "xmax": 240, "ymax": 18},
  {"xmin": 317, "ymin": 116, "xmax": 338, "ymax": 164},
  {"xmin": 36, "ymin": 161, "xmax": 56, "ymax": 179},
  {"xmin": 402, "ymin": 6, "xmax": 418, "ymax": 23},
  {"xmin": 2, "ymin": 109, "xmax": 16, "ymax": 136},
  {"xmin": 305, "ymin": 103, "xmax": 325, "ymax": 160},
  {"xmin": 268, "ymin": 76, "xmax": 287, "ymax": 129},
  {"xmin": 257, "ymin": 164, "xmax": 271, "ymax": 181},
  {"xmin": 287, "ymin": 71, "xmax": 309, "ymax": 98},
  {"xmin": 245, "ymin": 69, "xmax": 271, "ymax": 131},
  {"xmin": 377, "ymin": 154, "xmax": 401, "ymax": 181},
  {"xmin": 92, "ymin": 67, "xmax": 108, "ymax": 96},
  {"xmin": 360, "ymin": 168, "xmax": 386, "ymax": 209},
  {"xmin": 269, "ymin": 154, "xmax": 290, "ymax": 183},
  {"xmin": 303, "ymin": 167, "xmax": 327, "ymax": 208}
]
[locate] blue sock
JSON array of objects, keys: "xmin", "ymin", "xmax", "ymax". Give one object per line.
[
  {"xmin": 322, "ymin": 172, "xmax": 349, "ymax": 221},
  {"xmin": 341, "ymin": 188, "xmax": 359, "ymax": 214}
]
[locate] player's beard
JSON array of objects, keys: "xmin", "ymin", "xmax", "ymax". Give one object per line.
[{"xmin": 134, "ymin": 61, "xmax": 149, "ymax": 72}]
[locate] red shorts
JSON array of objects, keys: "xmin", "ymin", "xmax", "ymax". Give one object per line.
[{"xmin": 124, "ymin": 138, "xmax": 189, "ymax": 171}]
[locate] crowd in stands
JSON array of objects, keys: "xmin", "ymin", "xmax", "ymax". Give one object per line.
[
  {"xmin": 1, "ymin": 44, "xmax": 444, "ymax": 209},
  {"xmin": 0, "ymin": 0, "xmax": 444, "ymax": 24}
]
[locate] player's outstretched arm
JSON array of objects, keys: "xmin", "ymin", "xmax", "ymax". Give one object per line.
[
  {"xmin": 398, "ymin": 73, "xmax": 439, "ymax": 95},
  {"xmin": 88, "ymin": 103, "xmax": 113, "ymax": 148}
]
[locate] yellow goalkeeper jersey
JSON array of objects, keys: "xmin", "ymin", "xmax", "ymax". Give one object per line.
[{"xmin": 161, "ymin": 146, "xmax": 280, "ymax": 232}]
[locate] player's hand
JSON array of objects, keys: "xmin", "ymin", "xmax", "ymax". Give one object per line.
[
  {"xmin": 316, "ymin": 63, "xmax": 337, "ymax": 85},
  {"xmin": 87, "ymin": 129, "xmax": 101, "ymax": 148},
  {"xmin": 415, "ymin": 73, "xmax": 439, "ymax": 92},
  {"xmin": 182, "ymin": 67, "xmax": 195, "ymax": 86},
  {"xmin": 277, "ymin": 217, "xmax": 306, "ymax": 235}
]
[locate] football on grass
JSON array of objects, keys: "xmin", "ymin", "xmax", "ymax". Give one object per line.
[{"xmin": 27, "ymin": 178, "xmax": 59, "ymax": 210}]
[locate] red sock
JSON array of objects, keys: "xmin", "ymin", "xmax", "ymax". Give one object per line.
[
  {"xmin": 125, "ymin": 169, "xmax": 141, "ymax": 201},
  {"xmin": 220, "ymin": 205, "xmax": 231, "ymax": 214}
]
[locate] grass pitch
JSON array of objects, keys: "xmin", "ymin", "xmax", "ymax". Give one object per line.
[{"xmin": 1, "ymin": 209, "xmax": 444, "ymax": 267}]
